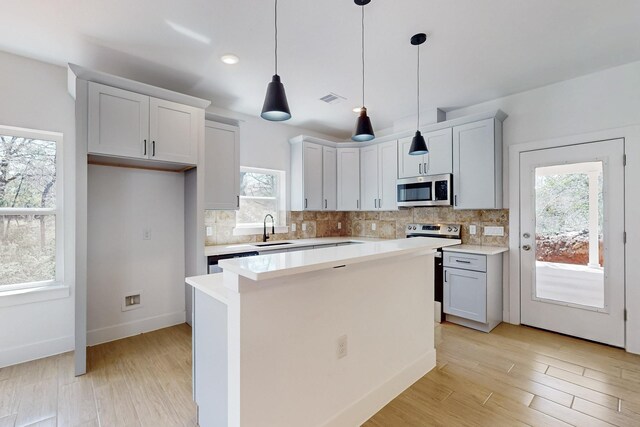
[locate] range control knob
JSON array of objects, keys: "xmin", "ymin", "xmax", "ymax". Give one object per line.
[
  {"xmin": 447, "ymin": 227, "xmax": 452, "ymax": 232},
  {"xmin": 412, "ymin": 226, "xmax": 417, "ymax": 230}
]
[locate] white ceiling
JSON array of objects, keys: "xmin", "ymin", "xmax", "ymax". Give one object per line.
[{"xmin": 2, "ymin": 0, "xmax": 640, "ymax": 139}]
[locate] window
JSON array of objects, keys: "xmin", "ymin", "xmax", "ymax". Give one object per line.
[
  {"xmin": 235, "ymin": 167, "xmax": 286, "ymax": 232},
  {"xmin": 0, "ymin": 126, "xmax": 63, "ymax": 292}
]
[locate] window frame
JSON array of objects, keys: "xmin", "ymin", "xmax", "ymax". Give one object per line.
[
  {"xmin": 0, "ymin": 125, "xmax": 65, "ymax": 299},
  {"xmin": 233, "ymin": 166, "xmax": 288, "ymax": 235}
]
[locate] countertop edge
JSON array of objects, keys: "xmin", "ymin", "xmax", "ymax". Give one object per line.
[
  {"xmin": 186, "ymin": 274, "xmax": 229, "ymax": 304},
  {"xmin": 443, "ymin": 245, "xmax": 509, "ymax": 255},
  {"xmin": 204, "ymin": 237, "xmax": 384, "ymax": 257}
]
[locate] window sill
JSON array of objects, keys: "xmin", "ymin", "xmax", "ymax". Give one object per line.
[
  {"xmin": 0, "ymin": 283, "xmax": 70, "ymax": 308},
  {"xmin": 233, "ymin": 226, "xmax": 289, "ymax": 236}
]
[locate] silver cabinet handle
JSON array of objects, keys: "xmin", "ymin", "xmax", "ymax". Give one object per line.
[
  {"xmin": 419, "ymin": 163, "xmax": 422, "ymax": 175},
  {"xmin": 357, "ymin": 199, "xmax": 359, "ymax": 209},
  {"xmin": 304, "ymin": 198, "xmax": 308, "ymax": 209},
  {"xmin": 152, "ymin": 141, "xmax": 156, "ymax": 157},
  {"xmin": 455, "ymin": 260, "xmax": 471, "ymax": 264},
  {"xmin": 237, "ymin": 195, "xmax": 240, "ymax": 208},
  {"xmin": 522, "ymin": 245, "xmax": 532, "ymax": 251},
  {"xmin": 378, "ymin": 198, "xmax": 382, "ymax": 209},
  {"xmin": 325, "ymin": 199, "xmax": 327, "ymax": 209},
  {"xmin": 143, "ymin": 139, "xmax": 147, "ymax": 156},
  {"xmin": 454, "ymin": 195, "xmax": 458, "ymax": 206},
  {"xmin": 374, "ymin": 199, "xmax": 377, "ymax": 208},
  {"xmin": 424, "ymin": 163, "xmax": 428, "ymax": 174},
  {"xmin": 444, "ymin": 270, "xmax": 447, "ymax": 282}
]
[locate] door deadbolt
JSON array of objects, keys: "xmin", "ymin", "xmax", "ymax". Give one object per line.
[
  {"xmin": 523, "ymin": 233, "xmax": 531, "ymax": 239},
  {"xmin": 522, "ymin": 244, "xmax": 531, "ymax": 251}
]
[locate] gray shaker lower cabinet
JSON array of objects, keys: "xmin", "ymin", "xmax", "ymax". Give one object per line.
[{"xmin": 443, "ymin": 251, "xmax": 503, "ymax": 332}]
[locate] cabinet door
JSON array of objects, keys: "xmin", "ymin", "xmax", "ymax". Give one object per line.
[
  {"xmin": 88, "ymin": 82, "xmax": 149, "ymax": 159},
  {"xmin": 337, "ymin": 148, "xmax": 360, "ymax": 211},
  {"xmin": 303, "ymin": 142, "xmax": 323, "ymax": 210},
  {"xmin": 444, "ymin": 267, "xmax": 487, "ymax": 323},
  {"xmin": 322, "ymin": 146, "xmax": 337, "ymax": 211},
  {"xmin": 359, "ymin": 145, "xmax": 379, "ymax": 211},
  {"xmin": 149, "ymin": 97, "xmax": 200, "ymax": 165},
  {"xmin": 397, "ymin": 137, "xmax": 424, "ymax": 178},
  {"xmin": 204, "ymin": 121, "xmax": 240, "ymax": 210},
  {"xmin": 453, "ymin": 118, "xmax": 496, "ymax": 209},
  {"xmin": 424, "ymin": 128, "xmax": 453, "ymax": 176},
  {"xmin": 378, "ymin": 141, "xmax": 398, "ymax": 211}
]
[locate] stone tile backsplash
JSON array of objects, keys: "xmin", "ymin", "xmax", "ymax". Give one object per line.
[{"xmin": 205, "ymin": 207, "xmax": 509, "ymax": 247}]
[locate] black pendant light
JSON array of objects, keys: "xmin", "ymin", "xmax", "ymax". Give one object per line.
[
  {"xmin": 261, "ymin": 0, "xmax": 291, "ymax": 121},
  {"xmin": 352, "ymin": 0, "xmax": 375, "ymax": 142},
  {"xmin": 408, "ymin": 33, "xmax": 429, "ymax": 155}
]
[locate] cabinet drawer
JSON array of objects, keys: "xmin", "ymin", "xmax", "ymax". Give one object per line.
[{"xmin": 443, "ymin": 252, "xmax": 486, "ymax": 272}]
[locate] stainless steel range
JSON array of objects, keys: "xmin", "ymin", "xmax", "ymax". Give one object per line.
[{"xmin": 405, "ymin": 223, "xmax": 461, "ymax": 322}]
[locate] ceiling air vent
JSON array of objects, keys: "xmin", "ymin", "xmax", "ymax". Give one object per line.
[{"xmin": 319, "ymin": 92, "xmax": 347, "ymax": 105}]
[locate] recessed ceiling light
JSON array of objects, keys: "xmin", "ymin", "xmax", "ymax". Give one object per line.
[{"xmin": 221, "ymin": 54, "xmax": 240, "ymax": 65}]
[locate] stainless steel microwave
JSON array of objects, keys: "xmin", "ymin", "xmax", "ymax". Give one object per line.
[{"xmin": 396, "ymin": 174, "xmax": 452, "ymax": 207}]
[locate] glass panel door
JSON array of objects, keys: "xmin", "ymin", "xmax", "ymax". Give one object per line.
[{"xmin": 534, "ymin": 162, "xmax": 604, "ymax": 308}]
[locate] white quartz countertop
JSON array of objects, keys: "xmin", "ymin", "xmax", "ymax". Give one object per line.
[
  {"xmin": 216, "ymin": 237, "xmax": 461, "ymax": 282},
  {"xmin": 443, "ymin": 244, "xmax": 509, "ymax": 255},
  {"xmin": 186, "ymin": 273, "xmax": 229, "ymax": 304},
  {"xmin": 204, "ymin": 237, "xmax": 383, "ymax": 257}
]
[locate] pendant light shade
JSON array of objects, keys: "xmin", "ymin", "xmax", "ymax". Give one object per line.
[
  {"xmin": 261, "ymin": 75, "xmax": 291, "ymax": 121},
  {"xmin": 408, "ymin": 33, "xmax": 428, "ymax": 155},
  {"xmin": 352, "ymin": 0, "xmax": 375, "ymax": 142},
  {"xmin": 409, "ymin": 130, "xmax": 428, "ymax": 155},
  {"xmin": 353, "ymin": 107, "xmax": 375, "ymax": 142},
  {"xmin": 261, "ymin": 0, "xmax": 291, "ymax": 121}
]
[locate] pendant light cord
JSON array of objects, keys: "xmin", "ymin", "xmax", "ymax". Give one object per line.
[
  {"xmin": 417, "ymin": 43, "xmax": 420, "ymax": 129},
  {"xmin": 361, "ymin": 5, "xmax": 365, "ymax": 107},
  {"xmin": 274, "ymin": 0, "xmax": 278, "ymax": 75}
]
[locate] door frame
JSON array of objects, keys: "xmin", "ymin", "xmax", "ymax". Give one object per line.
[{"xmin": 508, "ymin": 125, "xmax": 640, "ymax": 354}]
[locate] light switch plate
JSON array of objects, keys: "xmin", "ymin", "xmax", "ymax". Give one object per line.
[
  {"xmin": 371, "ymin": 223, "xmax": 377, "ymax": 231},
  {"xmin": 484, "ymin": 226, "xmax": 504, "ymax": 237},
  {"xmin": 206, "ymin": 226, "xmax": 213, "ymax": 237},
  {"xmin": 291, "ymin": 223, "xmax": 297, "ymax": 232},
  {"xmin": 302, "ymin": 223, "xmax": 307, "ymax": 231},
  {"xmin": 338, "ymin": 222, "xmax": 342, "ymax": 230},
  {"xmin": 469, "ymin": 225, "xmax": 477, "ymax": 235}
]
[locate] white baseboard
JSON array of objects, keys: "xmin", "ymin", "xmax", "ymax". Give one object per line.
[
  {"xmin": 87, "ymin": 310, "xmax": 186, "ymax": 346},
  {"xmin": 322, "ymin": 349, "xmax": 437, "ymax": 427},
  {"xmin": 0, "ymin": 335, "xmax": 74, "ymax": 369}
]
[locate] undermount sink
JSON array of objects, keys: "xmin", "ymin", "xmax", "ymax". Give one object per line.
[{"xmin": 254, "ymin": 242, "xmax": 293, "ymax": 247}]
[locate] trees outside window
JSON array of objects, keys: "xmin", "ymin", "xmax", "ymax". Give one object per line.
[
  {"xmin": 0, "ymin": 128, "xmax": 61, "ymax": 289},
  {"xmin": 236, "ymin": 167, "xmax": 285, "ymax": 228}
]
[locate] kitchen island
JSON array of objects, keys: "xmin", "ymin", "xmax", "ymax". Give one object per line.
[{"xmin": 186, "ymin": 237, "xmax": 460, "ymax": 427}]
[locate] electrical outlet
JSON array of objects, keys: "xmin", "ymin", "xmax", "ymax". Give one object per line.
[
  {"xmin": 122, "ymin": 291, "xmax": 142, "ymax": 312},
  {"xmin": 371, "ymin": 223, "xmax": 376, "ymax": 231},
  {"xmin": 484, "ymin": 226, "xmax": 505, "ymax": 237},
  {"xmin": 206, "ymin": 226, "xmax": 213, "ymax": 237},
  {"xmin": 302, "ymin": 223, "xmax": 307, "ymax": 231},
  {"xmin": 143, "ymin": 229, "xmax": 151, "ymax": 240},
  {"xmin": 291, "ymin": 223, "xmax": 297, "ymax": 232},
  {"xmin": 337, "ymin": 335, "xmax": 348, "ymax": 359},
  {"xmin": 338, "ymin": 222, "xmax": 342, "ymax": 230},
  {"xmin": 469, "ymin": 225, "xmax": 477, "ymax": 235}
]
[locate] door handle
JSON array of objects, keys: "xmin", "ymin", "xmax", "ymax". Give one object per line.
[
  {"xmin": 152, "ymin": 141, "xmax": 156, "ymax": 157},
  {"xmin": 143, "ymin": 139, "xmax": 147, "ymax": 156},
  {"xmin": 419, "ymin": 163, "xmax": 422, "ymax": 175},
  {"xmin": 522, "ymin": 245, "xmax": 531, "ymax": 251}
]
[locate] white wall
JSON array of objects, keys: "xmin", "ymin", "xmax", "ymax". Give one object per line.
[
  {"xmin": 446, "ymin": 60, "xmax": 640, "ymax": 206},
  {"xmin": 0, "ymin": 51, "xmax": 76, "ymax": 367},
  {"xmin": 87, "ymin": 165, "xmax": 186, "ymax": 345}
]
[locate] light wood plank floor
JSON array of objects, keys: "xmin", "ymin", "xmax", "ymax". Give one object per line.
[{"xmin": 2, "ymin": 322, "xmax": 640, "ymax": 426}]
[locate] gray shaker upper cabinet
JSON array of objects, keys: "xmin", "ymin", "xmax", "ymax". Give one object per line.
[
  {"xmin": 452, "ymin": 118, "xmax": 503, "ymax": 210},
  {"xmin": 397, "ymin": 128, "xmax": 452, "ymax": 179}
]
